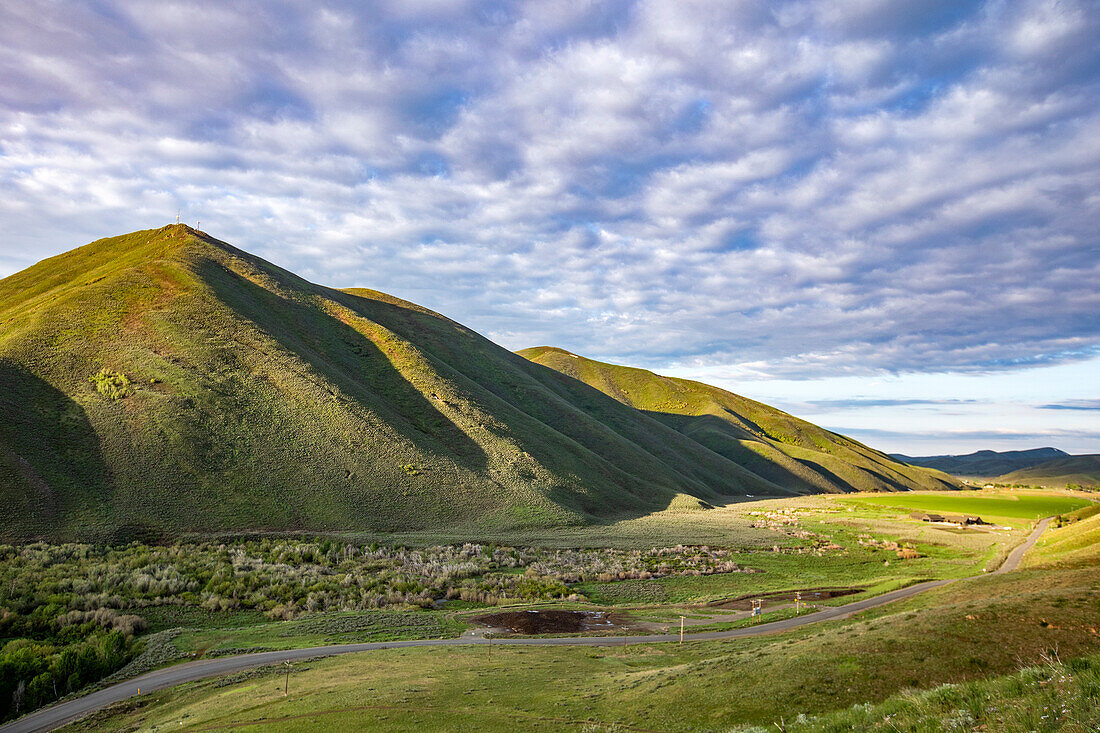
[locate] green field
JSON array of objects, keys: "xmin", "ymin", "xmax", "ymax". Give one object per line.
[{"xmin": 839, "ymin": 491, "xmax": 1089, "ymax": 523}]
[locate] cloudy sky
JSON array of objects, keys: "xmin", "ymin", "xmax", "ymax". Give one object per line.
[{"xmin": 2, "ymin": 0, "xmax": 1097, "ymax": 454}]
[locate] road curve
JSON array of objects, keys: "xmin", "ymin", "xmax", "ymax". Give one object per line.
[{"xmin": 1, "ymin": 518, "xmax": 1051, "ymax": 733}]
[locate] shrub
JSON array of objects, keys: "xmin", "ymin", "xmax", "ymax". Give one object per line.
[{"xmin": 89, "ymin": 369, "xmax": 132, "ymax": 400}]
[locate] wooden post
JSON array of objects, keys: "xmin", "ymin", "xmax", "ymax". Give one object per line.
[
  {"xmin": 488, "ymin": 633, "xmax": 492, "ymax": 662},
  {"xmin": 284, "ymin": 660, "xmax": 291, "ymax": 696},
  {"xmin": 680, "ymin": 616, "xmax": 684, "ymax": 644}
]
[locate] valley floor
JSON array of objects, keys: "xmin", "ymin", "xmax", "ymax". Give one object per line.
[{"xmin": 1, "ymin": 489, "xmax": 1097, "ymax": 731}]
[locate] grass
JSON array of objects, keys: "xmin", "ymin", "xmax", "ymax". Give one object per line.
[
  {"xmin": 1025, "ymin": 505, "xmax": 1100, "ymax": 568},
  {"xmin": 775, "ymin": 652, "xmax": 1100, "ymax": 731},
  {"xmin": 170, "ymin": 610, "xmax": 466, "ymax": 658},
  {"xmin": 1, "ymin": 225, "xmax": 960, "ymax": 542},
  {"xmin": 138, "ymin": 608, "xmax": 268, "ymax": 634},
  {"xmin": 838, "ymin": 490, "xmax": 1089, "ymax": 524}
]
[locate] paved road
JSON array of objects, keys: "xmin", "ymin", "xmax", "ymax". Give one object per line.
[{"xmin": 2, "ymin": 518, "xmax": 1051, "ymax": 733}]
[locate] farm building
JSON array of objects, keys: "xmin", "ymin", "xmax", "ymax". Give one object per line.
[
  {"xmin": 910, "ymin": 512, "xmax": 985, "ymax": 525},
  {"xmin": 944, "ymin": 514, "xmax": 984, "ymax": 525}
]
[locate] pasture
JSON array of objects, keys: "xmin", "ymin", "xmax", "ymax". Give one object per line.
[{"xmin": 837, "ymin": 490, "xmax": 1088, "ymax": 523}]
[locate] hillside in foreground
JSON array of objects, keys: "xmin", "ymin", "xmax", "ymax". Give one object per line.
[
  {"xmin": 995, "ymin": 454, "xmax": 1100, "ymax": 488},
  {"xmin": 1, "ymin": 226, "xmax": 956, "ymax": 541},
  {"xmin": 891, "ymin": 447, "xmax": 1068, "ymax": 477},
  {"xmin": 518, "ymin": 347, "xmax": 959, "ymax": 496}
]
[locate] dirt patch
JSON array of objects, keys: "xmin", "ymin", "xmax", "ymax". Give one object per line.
[
  {"xmin": 474, "ymin": 610, "xmax": 626, "ymax": 635},
  {"xmin": 707, "ymin": 586, "xmax": 864, "ymax": 610}
]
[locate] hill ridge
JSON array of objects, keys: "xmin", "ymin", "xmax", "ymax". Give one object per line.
[
  {"xmin": 517, "ymin": 346, "xmax": 960, "ymax": 496},
  {"xmin": 993, "ymin": 454, "xmax": 1099, "ymax": 488}
]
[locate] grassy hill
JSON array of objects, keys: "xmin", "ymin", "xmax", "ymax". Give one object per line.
[
  {"xmin": 891, "ymin": 447, "xmax": 1068, "ymax": 477},
  {"xmin": 518, "ymin": 346, "xmax": 960, "ymax": 495},
  {"xmin": 1, "ymin": 226, "xmax": 955, "ymax": 541},
  {"xmin": 1026, "ymin": 503, "xmax": 1100, "ymax": 567},
  {"xmin": 993, "ymin": 454, "xmax": 1100, "ymax": 489}
]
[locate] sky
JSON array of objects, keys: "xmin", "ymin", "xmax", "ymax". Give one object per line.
[{"xmin": 1, "ymin": 0, "xmax": 1097, "ymax": 455}]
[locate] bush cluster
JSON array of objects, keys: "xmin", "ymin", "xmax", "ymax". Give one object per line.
[
  {"xmin": 88, "ymin": 368, "xmax": 132, "ymax": 400},
  {"xmin": 0, "ymin": 539, "xmax": 750, "ymax": 720},
  {"xmin": 0, "ymin": 541, "xmax": 750, "ymax": 622}
]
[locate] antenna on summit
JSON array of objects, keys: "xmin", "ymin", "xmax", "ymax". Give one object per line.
[{"xmin": 176, "ymin": 209, "xmax": 180, "ymax": 224}]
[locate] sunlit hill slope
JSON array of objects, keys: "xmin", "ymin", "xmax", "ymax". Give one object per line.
[{"xmin": 518, "ymin": 346, "xmax": 960, "ymax": 497}]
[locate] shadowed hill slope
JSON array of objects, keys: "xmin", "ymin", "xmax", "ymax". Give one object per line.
[
  {"xmin": 1, "ymin": 226, "xmax": 956, "ymax": 541},
  {"xmin": 517, "ymin": 346, "xmax": 960, "ymax": 496},
  {"xmin": 995, "ymin": 455, "xmax": 1100, "ymax": 488}
]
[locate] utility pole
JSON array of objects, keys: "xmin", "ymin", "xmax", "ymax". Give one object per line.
[{"xmin": 680, "ymin": 616, "xmax": 684, "ymax": 644}]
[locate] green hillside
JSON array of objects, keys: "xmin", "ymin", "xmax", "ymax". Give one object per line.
[
  {"xmin": 994, "ymin": 454, "xmax": 1100, "ymax": 488},
  {"xmin": 0, "ymin": 226, "xmax": 957, "ymax": 541},
  {"xmin": 518, "ymin": 346, "xmax": 960, "ymax": 496},
  {"xmin": 1025, "ymin": 503, "xmax": 1100, "ymax": 567}
]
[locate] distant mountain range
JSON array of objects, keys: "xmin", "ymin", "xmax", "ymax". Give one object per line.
[
  {"xmin": 0, "ymin": 225, "xmax": 958, "ymax": 541},
  {"xmin": 890, "ymin": 448, "xmax": 1070, "ymax": 478}
]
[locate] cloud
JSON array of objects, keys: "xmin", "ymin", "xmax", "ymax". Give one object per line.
[
  {"xmin": 801, "ymin": 398, "xmax": 979, "ymax": 409},
  {"xmin": 1039, "ymin": 400, "xmax": 1100, "ymax": 411},
  {"xmin": 833, "ymin": 426, "xmax": 1100, "ymax": 449},
  {"xmin": 0, "ymin": 0, "xmax": 1098, "ymax": 379}
]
